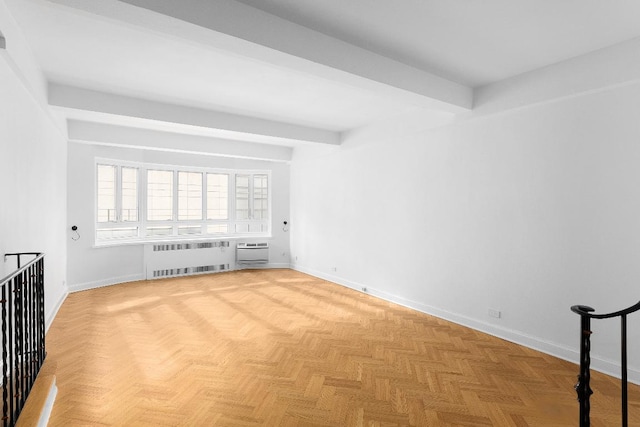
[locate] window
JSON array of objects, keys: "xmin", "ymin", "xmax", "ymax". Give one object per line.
[
  {"xmin": 253, "ymin": 174, "xmax": 268, "ymax": 220},
  {"xmin": 95, "ymin": 160, "xmax": 270, "ymax": 243},
  {"xmin": 147, "ymin": 170, "xmax": 173, "ymax": 221},
  {"xmin": 97, "ymin": 165, "xmax": 116, "ymax": 223},
  {"xmin": 235, "ymin": 175, "xmax": 250, "ymax": 220},
  {"xmin": 96, "ymin": 164, "xmax": 139, "ymax": 240},
  {"xmin": 234, "ymin": 174, "xmax": 269, "ymax": 234},
  {"xmin": 178, "ymin": 171, "xmax": 202, "ymax": 221},
  {"xmin": 121, "ymin": 167, "xmax": 138, "ymax": 222}
]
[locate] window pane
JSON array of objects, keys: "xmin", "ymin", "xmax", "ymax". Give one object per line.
[
  {"xmin": 146, "ymin": 226, "xmax": 173, "ymax": 236},
  {"xmin": 236, "ymin": 175, "xmax": 250, "ymax": 220},
  {"xmin": 207, "ymin": 224, "xmax": 228, "ymax": 234},
  {"xmin": 207, "ymin": 173, "xmax": 228, "ymax": 220},
  {"xmin": 177, "ymin": 225, "xmax": 202, "ymax": 235},
  {"xmin": 235, "ymin": 223, "xmax": 249, "ymax": 234},
  {"xmin": 147, "ymin": 170, "xmax": 174, "ymax": 221},
  {"xmin": 121, "ymin": 167, "xmax": 138, "ymax": 222},
  {"xmin": 96, "ymin": 227, "xmax": 138, "ymax": 240},
  {"xmin": 178, "ymin": 171, "xmax": 203, "ymax": 221},
  {"xmin": 97, "ymin": 165, "xmax": 116, "ymax": 222},
  {"xmin": 253, "ymin": 174, "xmax": 268, "ymax": 220}
]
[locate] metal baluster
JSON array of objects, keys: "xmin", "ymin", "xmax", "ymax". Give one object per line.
[
  {"xmin": 1, "ymin": 253, "xmax": 45, "ymax": 424},
  {"xmin": 38, "ymin": 259, "xmax": 45, "ymax": 364},
  {"xmin": 573, "ymin": 306, "xmax": 594, "ymax": 427},
  {"xmin": 572, "ymin": 301, "xmax": 640, "ymax": 427},
  {"xmin": 2, "ymin": 286, "xmax": 7, "ymax": 427},
  {"xmin": 621, "ymin": 314, "xmax": 628, "ymax": 427},
  {"xmin": 8, "ymin": 277, "xmax": 13, "ymax": 425}
]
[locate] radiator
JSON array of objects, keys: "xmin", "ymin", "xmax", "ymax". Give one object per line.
[
  {"xmin": 236, "ymin": 242, "xmax": 269, "ymax": 264},
  {"xmin": 144, "ymin": 241, "xmax": 233, "ymax": 279}
]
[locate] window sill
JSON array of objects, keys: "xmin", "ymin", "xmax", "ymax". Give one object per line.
[{"xmin": 92, "ymin": 234, "xmax": 273, "ymax": 249}]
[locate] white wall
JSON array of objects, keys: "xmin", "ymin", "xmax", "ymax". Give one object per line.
[
  {"xmin": 291, "ymin": 48, "xmax": 640, "ymax": 381},
  {"xmin": 67, "ymin": 142, "xmax": 291, "ymax": 291},
  {"xmin": 0, "ymin": 0, "xmax": 68, "ymax": 326}
]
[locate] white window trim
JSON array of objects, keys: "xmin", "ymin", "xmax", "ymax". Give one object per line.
[{"xmin": 94, "ymin": 158, "xmax": 271, "ymax": 246}]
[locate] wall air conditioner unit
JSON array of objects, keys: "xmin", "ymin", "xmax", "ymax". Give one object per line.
[{"xmin": 236, "ymin": 242, "xmax": 269, "ymax": 264}]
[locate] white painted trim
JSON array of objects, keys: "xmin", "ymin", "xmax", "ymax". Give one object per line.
[
  {"xmin": 68, "ymin": 273, "xmax": 145, "ymax": 293},
  {"xmin": 292, "ymin": 265, "xmax": 640, "ymax": 385},
  {"xmin": 45, "ymin": 289, "xmax": 68, "ymax": 333},
  {"xmin": 68, "ymin": 265, "xmax": 292, "ymax": 293},
  {"xmin": 38, "ymin": 380, "xmax": 57, "ymax": 427}
]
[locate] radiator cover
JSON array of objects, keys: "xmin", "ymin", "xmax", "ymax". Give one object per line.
[
  {"xmin": 144, "ymin": 241, "xmax": 233, "ymax": 279},
  {"xmin": 236, "ymin": 242, "xmax": 269, "ymax": 264}
]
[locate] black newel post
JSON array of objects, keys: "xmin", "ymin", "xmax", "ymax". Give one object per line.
[
  {"xmin": 573, "ymin": 305, "xmax": 594, "ymax": 427},
  {"xmin": 571, "ymin": 301, "xmax": 640, "ymax": 427}
]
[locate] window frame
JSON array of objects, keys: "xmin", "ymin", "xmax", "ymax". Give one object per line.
[
  {"xmin": 94, "ymin": 158, "xmax": 271, "ymax": 245},
  {"xmin": 95, "ymin": 163, "xmax": 141, "ymax": 241}
]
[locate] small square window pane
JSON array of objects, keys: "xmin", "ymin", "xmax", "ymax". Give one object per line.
[
  {"xmin": 146, "ymin": 226, "xmax": 173, "ymax": 236},
  {"xmin": 96, "ymin": 227, "xmax": 138, "ymax": 240},
  {"xmin": 177, "ymin": 225, "xmax": 202, "ymax": 235},
  {"xmin": 207, "ymin": 224, "xmax": 228, "ymax": 234}
]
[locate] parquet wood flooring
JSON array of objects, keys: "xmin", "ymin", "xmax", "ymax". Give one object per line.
[{"xmin": 46, "ymin": 269, "xmax": 640, "ymax": 426}]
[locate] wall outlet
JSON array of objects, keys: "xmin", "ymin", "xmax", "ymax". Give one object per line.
[
  {"xmin": 488, "ymin": 309, "xmax": 501, "ymax": 319},
  {"xmin": 332, "ymin": 266, "xmax": 337, "ymax": 272},
  {"xmin": 361, "ymin": 287, "xmax": 367, "ymax": 292}
]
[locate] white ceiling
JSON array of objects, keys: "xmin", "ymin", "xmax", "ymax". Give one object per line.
[
  {"xmin": 5, "ymin": 0, "xmax": 640, "ymax": 152},
  {"xmin": 234, "ymin": 0, "xmax": 640, "ymax": 88}
]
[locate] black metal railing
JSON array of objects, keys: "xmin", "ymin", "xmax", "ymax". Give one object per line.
[
  {"xmin": 1, "ymin": 253, "xmax": 46, "ymax": 427},
  {"xmin": 571, "ymin": 300, "xmax": 640, "ymax": 427}
]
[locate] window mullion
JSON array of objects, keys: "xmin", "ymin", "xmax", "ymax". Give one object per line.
[
  {"xmin": 116, "ymin": 166, "xmax": 122, "ymax": 223},
  {"xmin": 249, "ymin": 173, "xmax": 254, "ymax": 221},
  {"xmin": 173, "ymin": 170, "xmax": 179, "ymax": 235},
  {"xmin": 140, "ymin": 167, "xmax": 147, "ymax": 237},
  {"xmin": 202, "ymin": 172, "xmax": 208, "ymax": 225}
]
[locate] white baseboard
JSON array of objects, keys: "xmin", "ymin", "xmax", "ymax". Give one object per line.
[
  {"xmin": 292, "ymin": 265, "xmax": 640, "ymax": 384},
  {"xmin": 67, "ymin": 264, "xmax": 291, "ymax": 293},
  {"xmin": 45, "ymin": 288, "xmax": 68, "ymax": 333},
  {"xmin": 68, "ymin": 273, "xmax": 145, "ymax": 293}
]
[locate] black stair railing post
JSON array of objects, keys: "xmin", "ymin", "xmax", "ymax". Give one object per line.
[
  {"xmin": 621, "ymin": 314, "xmax": 628, "ymax": 427},
  {"xmin": 1, "ymin": 252, "xmax": 45, "ymax": 425},
  {"xmin": 573, "ymin": 305, "xmax": 594, "ymax": 427},
  {"xmin": 572, "ymin": 301, "xmax": 640, "ymax": 427}
]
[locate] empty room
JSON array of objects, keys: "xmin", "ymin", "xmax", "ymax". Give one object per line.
[{"xmin": 3, "ymin": 0, "xmax": 640, "ymax": 425}]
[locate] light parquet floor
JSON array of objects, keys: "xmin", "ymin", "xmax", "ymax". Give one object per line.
[{"xmin": 46, "ymin": 269, "xmax": 640, "ymax": 426}]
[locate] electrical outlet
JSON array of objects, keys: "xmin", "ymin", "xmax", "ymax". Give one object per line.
[
  {"xmin": 361, "ymin": 287, "xmax": 367, "ymax": 292},
  {"xmin": 332, "ymin": 266, "xmax": 337, "ymax": 272},
  {"xmin": 488, "ymin": 309, "xmax": 501, "ymax": 319}
]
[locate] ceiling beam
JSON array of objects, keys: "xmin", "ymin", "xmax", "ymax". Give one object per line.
[
  {"xmin": 68, "ymin": 121, "xmax": 293, "ymax": 162},
  {"xmin": 46, "ymin": 0, "xmax": 472, "ymax": 113},
  {"xmin": 49, "ymin": 83, "xmax": 339, "ymax": 146}
]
